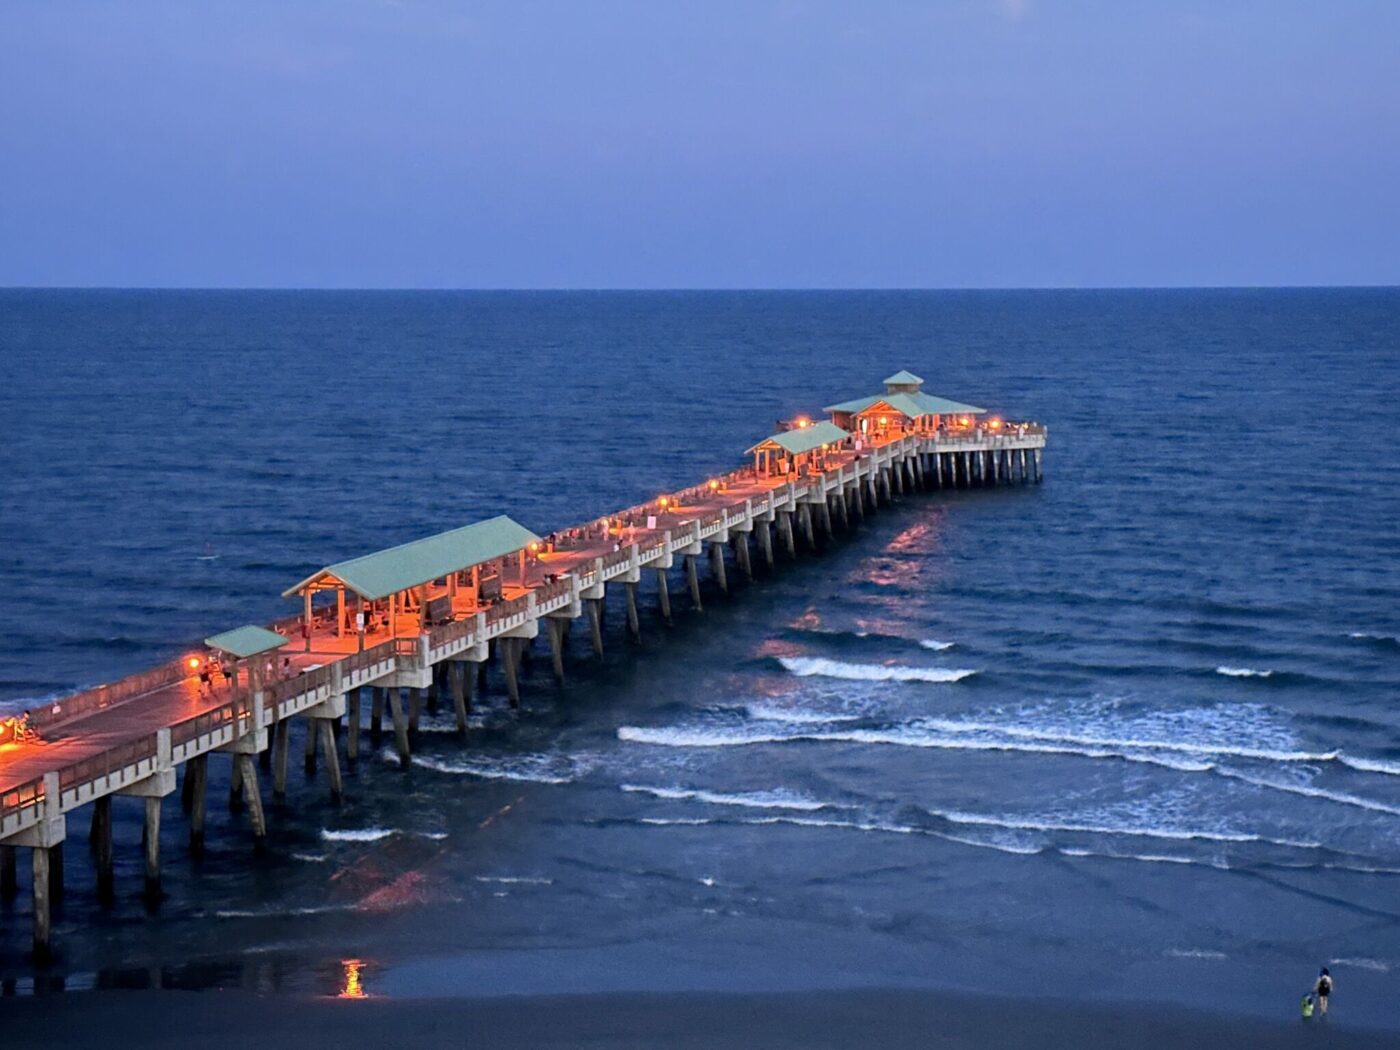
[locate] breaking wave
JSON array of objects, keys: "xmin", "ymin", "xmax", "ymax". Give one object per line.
[
  {"xmin": 919, "ymin": 639, "xmax": 955, "ymax": 651},
  {"xmin": 621, "ymin": 783, "xmax": 829, "ymax": 811},
  {"xmin": 778, "ymin": 656, "xmax": 977, "ymax": 683},
  {"xmin": 320, "ymin": 827, "xmax": 395, "ymax": 842},
  {"xmin": 1215, "ymin": 666, "xmax": 1273, "ymax": 678},
  {"xmin": 407, "ymin": 752, "xmax": 577, "ymax": 785},
  {"xmin": 928, "ymin": 807, "xmax": 1317, "ymax": 849}
]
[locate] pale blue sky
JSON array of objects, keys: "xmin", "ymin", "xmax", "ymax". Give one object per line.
[{"xmin": 2, "ymin": 1, "xmax": 1397, "ymax": 288}]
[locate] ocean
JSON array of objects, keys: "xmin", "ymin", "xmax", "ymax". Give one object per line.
[{"xmin": 2, "ymin": 289, "xmax": 1399, "ymax": 1024}]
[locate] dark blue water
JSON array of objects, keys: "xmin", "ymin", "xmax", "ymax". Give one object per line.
[{"xmin": 3, "ymin": 290, "xmax": 1400, "ymax": 1021}]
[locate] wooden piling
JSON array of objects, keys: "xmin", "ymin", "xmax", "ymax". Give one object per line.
[
  {"xmin": 318, "ymin": 721, "xmax": 343, "ymax": 802},
  {"xmin": 709, "ymin": 542, "xmax": 728, "ymax": 594},
  {"xmin": 757, "ymin": 521, "xmax": 774, "ymax": 567},
  {"xmin": 451, "ymin": 661, "xmax": 470, "ymax": 733},
  {"xmin": 142, "ymin": 797, "xmax": 161, "ymax": 904},
  {"xmin": 347, "ymin": 688, "xmax": 360, "ymax": 762},
  {"xmin": 93, "ymin": 796, "xmax": 114, "ymax": 903},
  {"xmin": 547, "ymin": 617, "xmax": 566, "ymax": 681},
  {"xmin": 389, "ymin": 689, "xmax": 411, "ymax": 768},
  {"xmin": 409, "ymin": 689, "xmax": 423, "ymax": 738},
  {"xmin": 1, "ymin": 844, "xmax": 17, "ymax": 901},
  {"xmin": 502, "ymin": 638, "xmax": 522, "ymax": 707},
  {"xmin": 189, "ymin": 754, "xmax": 208, "ymax": 854},
  {"xmin": 586, "ymin": 599, "xmax": 605, "ymax": 656},
  {"xmin": 229, "ymin": 756, "xmax": 245, "ymax": 812},
  {"xmin": 735, "ymin": 533, "xmax": 752, "ymax": 579},
  {"xmin": 273, "ymin": 718, "xmax": 291, "ymax": 798},
  {"xmin": 237, "ymin": 754, "xmax": 267, "ymax": 849},
  {"xmin": 685, "ymin": 554, "xmax": 703, "ymax": 610},
  {"xmin": 370, "ymin": 687, "xmax": 385, "ymax": 745},
  {"xmin": 32, "ymin": 847, "xmax": 50, "ymax": 962},
  {"xmin": 656, "ymin": 568, "xmax": 672, "ymax": 621},
  {"xmin": 303, "ymin": 716, "xmax": 317, "ymax": 775},
  {"xmin": 624, "ymin": 582, "xmax": 641, "ymax": 642}
]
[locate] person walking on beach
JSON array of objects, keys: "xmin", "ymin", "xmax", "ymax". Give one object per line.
[{"xmin": 1314, "ymin": 967, "xmax": 1333, "ymax": 1017}]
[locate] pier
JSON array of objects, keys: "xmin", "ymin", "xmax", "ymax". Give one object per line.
[{"xmin": 0, "ymin": 371, "xmax": 1045, "ymax": 961}]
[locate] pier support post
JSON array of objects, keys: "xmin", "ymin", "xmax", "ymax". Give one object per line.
[
  {"xmin": 624, "ymin": 582, "xmax": 641, "ymax": 642},
  {"xmin": 229, "ymin": 756, "xmax": 245, "ymax": 812},
  {"xmin": 189, "ymin": 755, "xmax": 208, "ymax": 855},
  {"xmin": 1, "ymin": 845, "xmax": 16, "ymax": 901},
  {"xmin": 48, "ymin": 842, "xmax": 63, "ymax": 905},
  {"xmin": 370, "ymin": 688, "xmax": 385, "ymax": 745},
  {"xmin": 799, "ymin": 504, "xmax": 816, "ymax": 549},
  {"xmin": 451, "ymin": 661, "xmax": 470, "ymax": 733},
  {"xmin": 318, "ymin": 720, "xmax": 343, "ymax": 803},
  {"xmin": 1033, "ymin": 448, "xmax": 1042, "ymax": 482},
  {"xmin": 684, "ymin": 555, "xmax": 703, "ymax": 611},
  {"xmin": 779, "ymin": 512, "xmax": 796, "ymax": 557},
  {"xmin": 656, "ymin": 568, "xmax": 673, "ymax": 621},
  {"xmin": 389, "ymin": 688, "xmax": 411, "ymax": 768},
  {"xmin": 409, "ymin": 689, "xmax": 423, "ymax": 738},
  {"xmin": 586, "ymin": 599, "xmax": 605, "ymax": 657},
  {"xmin": 757, "ymin": 521, "xmax": 774, "ymax": 568},
  {"xmin": 347, "ymin": 688, "xmax": 360, "ymax": 763},
  {"xmin": 303, "ymin": 717, "xmax": 317, "ymax": 776},
  {"xmin": 32, "ymin": 847, "xmax": 51, "ymax": 962},
  {"xmin": 709, "ymin": 542, "xmax": 728, "ymax": 594},
  {"xmin": 547, "ymin": 618, "xmax": 567, "ymax": 681},
  {"xmin": 273, "ymin": 719, "xmax": 291, "ymax": 799},
  {"xmin": 502, "ymin": 638, "xmax": 522, "ymax": 707},
  {"xmin": 735, "ymin": 534, "xmax": 752, "ymax": 579},
  {"xmin": 93, "ymin": 796, "xmax": 114, "ymax": 903},
  {"xmin": 818, "ymin": 499, "xmax": 834, "ymax": 539},
  {"xmin": 142, "ymin": 797, "xmax": 161, "ymax": 905},
  {"xmin": 237, "ymin": 754, "xmax": 267, "ymax": 849},
  {"xmin": 1020, "ymin": 449, "xmax": 1029, "ymax": 483}
]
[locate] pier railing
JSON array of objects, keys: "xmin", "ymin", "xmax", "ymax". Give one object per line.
[
  {"xmin": 27, "ymin": 659, "xmax": 193, "ymax": 732},
  {"xmin": 58, "ymin": 734, "xmax": 160, "ymax": 792},
  {"xmin": 0, "ymin": 776, "xmax": 45, "ymax": 835}
]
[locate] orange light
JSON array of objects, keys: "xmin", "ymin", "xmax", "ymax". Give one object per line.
[
  {"xmin": 187, "ymin": 657, "xmax": 202, "ymax": 671},
  {"xmin": 528, "ymin": 541, "xmax": 540, "ymax": 552},
  {"xmin": 338, "ymin": 959, "xmax": 367, "ymax": 999},
  {"xmin": 658, "ymin": 496, "xmax": 670, "ymax": 509},
  {"xmin": 795, "ymin": 416, "xmax": 811, "ymax": 429},
  {"xmin": 989, "ymin": 418, "xmax": 1003, "ymax": 430},
  {"xmin": 708, "ymin": 479, "xmax": 719, "ymax": 491},
  {"xmin": 878, "ymin": 416, "xmax": 889, "ymax": 427}
]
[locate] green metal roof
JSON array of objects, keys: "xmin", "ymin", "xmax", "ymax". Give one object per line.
[
  {"xmin": 205, "ymin": 625, "xmax": 289, "ymax": 659},
  {"xmin": 823, "ymin": 391, "xmax": 986, "ymax": 417},
  {"xmin": 747, "ymin": 420, "xmax": 850, "ymax": 456},
  {"xmin": 283, "ymin": 515, "xmax": 541, "ymax": 601},
  {"xmin": 882, "ymin": 369, "xmax": 924, "ymax": 386}
]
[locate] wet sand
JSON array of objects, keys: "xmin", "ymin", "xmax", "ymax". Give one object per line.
[{"xmin": 1, "ymin": 987, "xmax": 1383, "ymax": 1049}]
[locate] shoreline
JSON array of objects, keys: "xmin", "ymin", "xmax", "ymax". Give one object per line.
[{"xmin": 0, "ymin": 986, "xmax": 1386, "ymax": 1049}]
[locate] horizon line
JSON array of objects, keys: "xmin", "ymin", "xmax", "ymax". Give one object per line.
[{"xmin": 2, "ymin": 283, "xmax": 1399, "ymax": 294}]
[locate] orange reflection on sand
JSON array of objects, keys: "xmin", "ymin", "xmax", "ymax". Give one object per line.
[{"xmin": 338, "ymin": 959, "xmax": 367, "ymax": 999}]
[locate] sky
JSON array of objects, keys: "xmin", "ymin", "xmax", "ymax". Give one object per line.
[{"xmin": 1, "ymin": 1, "xmax": 1397, "ymax": 289}]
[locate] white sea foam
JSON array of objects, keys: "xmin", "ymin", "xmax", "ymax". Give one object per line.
[
  {"xmin": 1215, "ymin": 666, "xmax": 1273, "ymax": 678},
  {"xmin": 919, "ymin": 639, "xmax": 955, "ymax": 651},
  {"xmin": 474, "ymin": 875, "xmax": 554, "ymax": 885},
  {"xmin": 320, "ymin": 827, "xmax": 395, "ymax": 842},
  {"xmin": 639, "ymin": 817, "xmax": 715, "ymax": 826},
  {"xmin": 621, "ymin": 783, "xmax": 829, "ymax": 811},
  {"xmin": 1331, "ymin": 957, "xmax": 1390, "ymax": 972},
  {"xmin": 1062, "ymin": 847, "xmax": 1206, "ymax": 868},
  {"xmin": 410, "ymin": 753, "xmax": 575, "ymax": 785},
  {"xmin": 1217, "ymin": 769, "xmax": 1400, "ymax": 818},
  {"xmin": 1166, "ymin": 948, "xmax": 1228, "ymax": 961},
  {"xmin": 217, "ymin": 903, "xmax": 356, "ymax": 919},
  {"xmin": 778, "ymin": 656, "xmax": 977, "ymax": 683},
  {"xmin": 744, "ymin": 702, "xmax": 855, "ymax": 725},
  {"xmin": 931, "ymin": 807, "xmax": 1317, "ymax": 849},
  {"xmin": 1337, "ymin": 754, "xmax": 1400, "ymax": 777},
  {"xmin": 1348, "ymin": 632, "xmax": 1400, "ymax": 644},
  {"xmin": 292, "ymin": 852, "xmax": 329, "ymax": 863}
]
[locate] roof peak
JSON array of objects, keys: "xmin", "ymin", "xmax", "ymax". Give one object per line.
[{"xmin": 882, "ymin": 369, "xmax": 924, "ymax": 389}]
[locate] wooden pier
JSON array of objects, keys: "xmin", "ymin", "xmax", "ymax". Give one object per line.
[{"xmin": 0, "ymin": 372, "xmax": 1046, "ymax": 960}]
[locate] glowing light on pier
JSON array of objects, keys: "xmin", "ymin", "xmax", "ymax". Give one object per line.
[
  {"xmin": 187, "ymin": 656, "xmax": 202, "ymax": 671},
  {"xmin": 794, "ymin": 416, "xmax": 811, "ymax": 429}
]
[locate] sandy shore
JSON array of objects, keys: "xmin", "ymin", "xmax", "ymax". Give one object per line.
[{"xmin": 0, "ymin": 987, "xmax": 1384, "ymax": 1048}]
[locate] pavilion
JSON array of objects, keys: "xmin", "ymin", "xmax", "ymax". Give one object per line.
[
  {"xmin": 746, "ymin": 419, "xmax": 851, "ymax": 477},
  {"xmin": 283, "ymin": 516, "xmax": 541, "ymax": 650},
  {"xmin": 824, "ymin": 370, "xmax": 985, "ymax": 441}
]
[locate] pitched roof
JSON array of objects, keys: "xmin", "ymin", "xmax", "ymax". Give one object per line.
[
  {"xmin": 882, "ymin": 369, "xmax": 924, "ymax": 386},
  {"xmin": 747, "ymin": 420, "xmax": 850, "ymax": 456},
  {"xmin": 205, "ymin": 625, "xmax": 288, "ymax": 659},
  {"xmin": 283, "ymin": 515, "xmax": 540, "ymax": 601},
  {"xmin": 823, "ymin": 391, "xmax": 986, "ymax": 417}
]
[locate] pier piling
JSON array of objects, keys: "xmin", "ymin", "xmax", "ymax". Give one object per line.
[
  {"xmin": 189, "ymin": 755, "xmax": 208, "ymax": 855},
  {"xmin": 624, "ymin": 582, "xmax": 641, "ymax": 642},
  {"xmin": 685, "ymin": 555, "xmax": 703, "ymax": 610},
  {"xmin": 656, "ymin": 568, "xmax": 672, "ymax": 621},
  {"xmin": 389, "ymin": 690, "xmax": 411, "ymax": 767},
  {"xmin": 93, "ymin": 797, "xmax": 114, "ymax": 903}
]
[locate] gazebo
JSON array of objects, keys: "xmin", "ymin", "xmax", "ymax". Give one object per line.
[
  {"xmin": 282, "ymin": 516, "xmax": 541, "ymax": 651},
  {"xmin": 204, "ymin": 625, "xmax": 289, "ymax": 690},
  {"xmin": 824, "ymin": 370, "xmax": 985, "ymax": 440},
  {"xmin": 747, "ymin": 420, "xmax": 851, "ymax": 477}
]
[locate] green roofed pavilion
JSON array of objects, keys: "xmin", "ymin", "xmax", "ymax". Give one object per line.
[
  {"xmin": 205, "ymin": 625, "xmax": 289, "ymax": 659},
  {"xmin": 747, "ymin": 420, "xmax": 850, "ymax": 456},
  {"xmin": 283, "ymin": 515, "xmax": 541, "ymax": 601}
]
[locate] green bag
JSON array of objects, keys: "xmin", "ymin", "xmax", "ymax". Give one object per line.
[{"xmin": 1301, "ymin": 994, "xmax": 1315, "ymax": 1019}]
